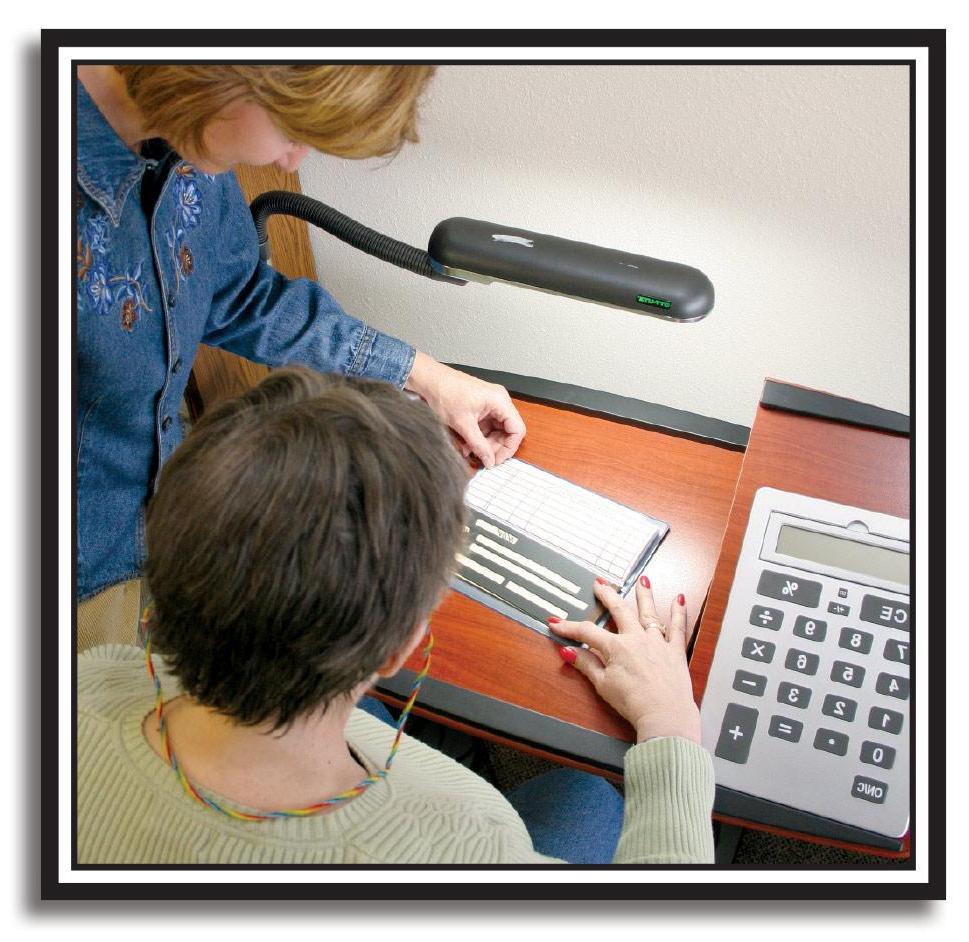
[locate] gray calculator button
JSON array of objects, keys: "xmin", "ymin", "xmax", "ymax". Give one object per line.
[
  {"xmin": 715, "ymin": 703, "xmax": 759, "ymax": 764},
  {"xmin": 757, "ymin": 570, "xmax": 822, "ymax": 608},
  {"xmin": 838, "ymin": 626, "xmax": 874, "ymax": 654},
  {"xmin": 883, "ymin": 638, "xmax": 910, "ymax": 665},
  {"xmin": 793, "ymin": 615, "xmax": 827, "ymax": 642},
  {"xmin": 821, "ymin": 694, "xmax": 858, "ymax": 722},
  {"xmin": 827, "ymin": 602, "xmax": 850, "ymax": 617},
  {"xmin": 860, "ymin": 740, "xmax": 897, "ymax": 770},
  {"xmin": 831, "ymin": 660, "xmax": 866, "ymax": 688},
  {"xmin": 732, "ymin": 670, "xmax": 767, "ymax": 697},
  {"xmin": 868, "ymin": 706, "xmax": 904, "ymax": 735},
  {"xmin": 742, "ymin": 637, "xmax": 776, "ymax": 663},
  {"xmin": 876, "ymin": 672, "xmax": 910, "ymax": 700},
  {"xmin": 777, "ymin": 681, "xmax": 812, "ymax": 709},
  {"xmin": 852, "ymin": 775, "xmax": 888, "ymax": 804},
  {"xmin": 785, "ymin": 648, "xmax": 820, "ymax": 675},
  {"xmin": 768, "ymin": 715, "xmax": 803, "ymax": 742},
  {"xmin": 813, "ymin": 728, "xmax": 849, "ymax": 756},
  {"xmin": 750, "ymin": 605, "xmax": 783, "ymax": 630},
  {"xmin": 860, "ymin": 594, "xmax": 910, "ymax": 632}
]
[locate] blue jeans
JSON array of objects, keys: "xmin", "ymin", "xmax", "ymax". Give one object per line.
[{"xmin": 357, "ymin": 696, "xmax": 624, "ymax": 864}]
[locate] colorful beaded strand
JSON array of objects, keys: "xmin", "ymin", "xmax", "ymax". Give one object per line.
[{"xmin": 141, "ymin": 607, "xmax": 433, "ymax": 821}]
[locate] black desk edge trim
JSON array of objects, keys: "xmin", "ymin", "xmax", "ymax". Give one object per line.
[
  {"xmin": 446, "ymin": 364, "xmax": 750, "ymax": 451},
  {"xmin": 760, "ymin": 380, "xmax": 910, "ymax": 436},
  {"xmin": 374, "ymin": 669, "xmax": 630, "ymax": 773},
  {"xmin": 714, "ymin": 785, "xmax": 905, "ymax": 853}
]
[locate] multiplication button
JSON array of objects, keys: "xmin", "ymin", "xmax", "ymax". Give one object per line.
[
  {"xmin": 715, "ymin": 703, "xmax": 759, "ymax": 764},
  {"xmin": 750, "ymin": 605, "xmax": 783, "ymax": 631},
  {"xmin": 757, "ymin": 570, "xmax": 822, "ymax": 608},
  {"xmin": 742, "ymin": 637, "xmax": 776, "ymax": 663}
]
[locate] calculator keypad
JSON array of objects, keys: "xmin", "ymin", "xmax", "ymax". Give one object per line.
[{"xmin": 699, "ymin": 490, "xmax": 910, "ymax": 841}]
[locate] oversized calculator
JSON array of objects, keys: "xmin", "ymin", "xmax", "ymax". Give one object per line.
[{"xmin": 700, "ymin": 487, "xmax": 910, "ymax": 846}]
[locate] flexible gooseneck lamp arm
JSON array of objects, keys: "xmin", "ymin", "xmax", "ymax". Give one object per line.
[{"xmin": 250, "ymin": 191, "xmax": 714, "ymax": 322}]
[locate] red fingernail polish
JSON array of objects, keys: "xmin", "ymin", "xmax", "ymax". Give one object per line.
[
  {"xmin": 558, "ymin": 646, "xmax": 577, "ymax": 664},
  {"xmin": 595, "ymin": 577, "xmax": 608, "ymax": 585},
  {"xmin": 640, "ymin": 575, "xmax": 651, "ymax": 588},
  {"xmin": 677, "ymin": 593, "xmax": 686, "ymax": 606},
  {"xmin": 547, "ymin": 616, "xmax": 561, "ymax": 625}
]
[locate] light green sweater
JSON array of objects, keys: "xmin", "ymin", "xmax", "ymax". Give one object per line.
[{"xmin": 78, "ymin": 646, "xmax": 715, "ymax": 864}]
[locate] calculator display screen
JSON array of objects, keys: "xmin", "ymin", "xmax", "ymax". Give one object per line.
[{"xmin": 775, "ymin": 525, "xmax": 909, "ymax": 587}]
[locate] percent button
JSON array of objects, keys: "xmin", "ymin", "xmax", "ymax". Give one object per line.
[{"xmin": 757, "ymin": 570, "xmax": 823, "ymax": 608}]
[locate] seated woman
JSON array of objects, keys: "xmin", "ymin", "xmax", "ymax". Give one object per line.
[{"xmin": 77, "ymin": 368, "xmax": 714, "ymax": 864}]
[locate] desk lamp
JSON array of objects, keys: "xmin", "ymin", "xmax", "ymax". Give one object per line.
[{"xmin": 251, "ymin": 192, "xmax": 714, "ymax": 323}]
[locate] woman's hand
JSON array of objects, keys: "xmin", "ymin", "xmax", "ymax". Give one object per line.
[
  {"xmin": 551, "ymin": 578, "xmax": 701, "ymax": 744},
  {"xmin": 405, "ymin": 351, "xmax": 526, "ymax": 468}
]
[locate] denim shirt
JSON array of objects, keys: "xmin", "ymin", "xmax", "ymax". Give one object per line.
[{"xmin": 75, "ymin": 81, "xmax": 416, "ymax": 600}]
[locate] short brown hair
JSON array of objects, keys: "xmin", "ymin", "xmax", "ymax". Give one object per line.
[
  {"xmin": 145, "ymin": 368, "xmax": 468, "ymax": 730},
  {"xmin": 115, "ymin": 64, "xmax": 435, "ymax": 159}
]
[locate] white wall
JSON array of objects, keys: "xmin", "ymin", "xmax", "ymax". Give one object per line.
[{"xmin": 298, "ymin": 64, "xmax": 909, "ymax": 428}]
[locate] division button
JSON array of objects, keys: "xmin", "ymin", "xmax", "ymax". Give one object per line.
[
  {"xmin": 852, "ymin": 775, "xmax": 888, "ymax": 804},
  {"xmin": 813, "ymin": 727, "xmax": 849, "ymax": 756},
  {"xmin": 732, "ymin": 670, "xmax": 768, "ymax": 697},
  {"xmin": 750, "ymin": 605, "xmax": 783, "ymax": 630},
  {"xmin": 715, "ymin": 703, "xmax": 759, "ymax": 764},
  {"xmin": 768, "ymin": 715, "xmax": 803, "ymax": 743},
  {"xmin": 757, "ymin": 570, "xmax": 822, "ymax": 608}
]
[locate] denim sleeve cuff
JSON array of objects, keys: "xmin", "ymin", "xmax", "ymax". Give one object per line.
[
  {"xmin": 347, "ymin": 325, "xmax": 416, "ymax": 390},
  {"xmin": 614, "ymin": 736, "xmax": 716, "ymax": 864}
]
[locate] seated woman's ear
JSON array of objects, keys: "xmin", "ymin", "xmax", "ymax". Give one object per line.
[{"xmin": 374, "ymin": 620, "xmax": 429, "ymax": 679}]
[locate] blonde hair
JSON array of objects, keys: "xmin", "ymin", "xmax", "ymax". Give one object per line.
[{"xmin": 115, "ymin": 64, "xmax": 435, "ymax": 160}]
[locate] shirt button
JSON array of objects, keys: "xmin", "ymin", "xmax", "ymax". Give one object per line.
[
  {"xmin": 161, "ymin": 416, "xmax": 173, "ymax": 432},
  {"xmin": 172, "ymin": 357, "xmax": 182, "ymax": 374}
]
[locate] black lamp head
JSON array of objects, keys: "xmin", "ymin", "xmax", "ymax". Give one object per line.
[{"xmin": 428, "ymin": 218, "xmax": 714, "ymax": 323}]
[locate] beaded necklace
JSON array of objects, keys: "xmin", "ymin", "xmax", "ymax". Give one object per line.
[{"xmin": 142, "ymin": 609, "xmax": 433, "ymax": 822}]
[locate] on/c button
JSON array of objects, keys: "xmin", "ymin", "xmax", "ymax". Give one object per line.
[{"xmin": 852, "ymin": 775, "xmax": 888, "ymax": 804}]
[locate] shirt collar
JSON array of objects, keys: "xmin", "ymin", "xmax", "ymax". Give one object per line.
[{"xmin": 75, "ymin": 80, "xmax": 150, "ymax": 226}]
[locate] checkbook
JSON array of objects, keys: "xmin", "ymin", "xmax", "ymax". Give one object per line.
[{"xmin": 453, "ymin": 458, "xmax": 669, "ymax": 637}]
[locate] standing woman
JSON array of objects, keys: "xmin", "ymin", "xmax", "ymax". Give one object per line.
[{"xmin": 75, "ymin": 65, "xmax": 526, "ymax": 648}]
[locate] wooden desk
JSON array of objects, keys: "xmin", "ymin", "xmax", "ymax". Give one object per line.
[{"xmin": 376, "ymin": 380, "xmax": 745, "ymax": 777}]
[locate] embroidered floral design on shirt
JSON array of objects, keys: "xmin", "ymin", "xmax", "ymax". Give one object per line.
[
  {"xmin": 76, "ymin": 211, "xmax": 153, "ymax": 331},
  {"xmin": 166, "ymin": 164, "xmax": 204, "ymax": 296}
]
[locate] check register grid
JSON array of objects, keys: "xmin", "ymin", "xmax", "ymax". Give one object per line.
[{"xmin": 455, "ymin": 458, "xmax": 668, "ymax": 631}]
